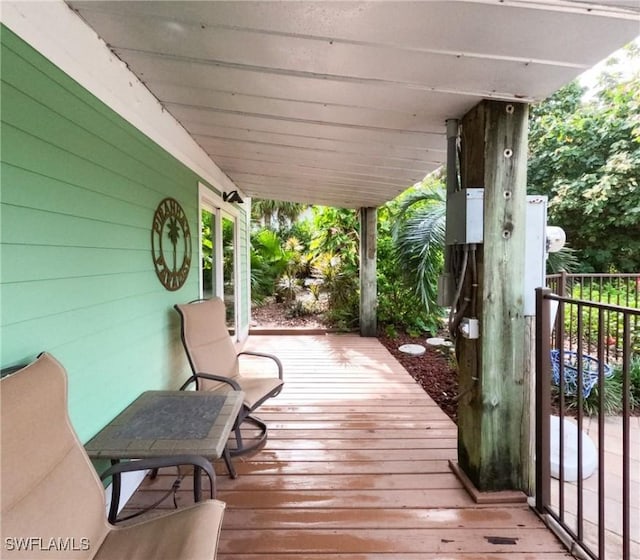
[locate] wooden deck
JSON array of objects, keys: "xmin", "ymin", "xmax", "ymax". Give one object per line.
[{"xmin": 124, "ymin": 333, "xmax": 571, "ymax": 559}]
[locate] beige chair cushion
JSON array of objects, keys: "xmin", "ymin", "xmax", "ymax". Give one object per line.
[
  {"xmin": 96, "ymin": 501, "xmax": 225, "ymax": 560},
  {"xmin": 176, "ymin": 298, "xmax": 283, "ymax": 408},
  {"xmin": 1, "ymin": 353, "xmax": 226, "ymax": 560},
  {"xmin": 238, "ymin": 375, "xmax": 284, "ymax": 409},
  {"xmin": 1, "ymin": 354, "xmax": 110, "ymax": 559},
  {"xmin": 176, "ymin": 299, "xmax": 239, "ymax": 394}
]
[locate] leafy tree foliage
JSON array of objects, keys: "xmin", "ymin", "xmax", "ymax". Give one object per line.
[
  {"xmin": 250, "ymin": 229, "xmax": 288, "ymax": 302},
  {"xmin": 251, "ymin": 199, "xmax": 307, "ymax": 231},
  {"xmin": 528, "ymin": 66, "xmax": 640, "ymax": 272},
  {"xmin": 309, "ymin": 206, "xmax": 360, "ymax": 270},
  {"xmin": 250, "ymin": 200, "xmax": 447, "ymax": 334},
  {"xmin": 309, "ymin": 207, "xmax": 360, "ymax": 329}
]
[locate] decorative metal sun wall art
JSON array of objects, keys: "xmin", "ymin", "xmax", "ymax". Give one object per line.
[{"xmin": 151, "ymin": 197, "xmax": 192, "ymax": 291}]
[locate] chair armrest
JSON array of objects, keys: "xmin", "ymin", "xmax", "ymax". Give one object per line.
[
  {"xmin": 238, "ymin": 351, "xmax": 284, "ymax": 380},
  {"xmin": 99, "ymin": 455, "xmax": 216, "ymax": 499},
  {"xmin": 179, "ymin": 373, "xmax": 242, "ymax": 392}
]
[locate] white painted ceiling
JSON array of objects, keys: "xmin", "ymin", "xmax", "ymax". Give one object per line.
[{"xmin": 67, "ymin": 1, "xmax": 639, "ymax": 208}]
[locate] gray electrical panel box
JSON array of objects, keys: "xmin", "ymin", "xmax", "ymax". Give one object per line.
[{"xmin": 443, "ymin": 188, "xmax": 548, "ymax": 316}]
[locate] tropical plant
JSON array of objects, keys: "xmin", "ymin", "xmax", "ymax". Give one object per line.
[
  {"xmin": 629, "ymin": 355, "xmax": 640, "ymax": 410},
  {"xmin": 553, "ymin": 370, "xmax": 624, "ymax": 416},
  {"xmin": 309, "ymin": 207, "xmax": 360, "ymax": 329},
  {"xmin": 251, "ymin": 199, "xmax": 307, "ymax": 231},
  {"xmin": 546, "ymin": 246, "xmax": 580, "ymax": 274},
  {"xmin": 312, "ymin": 252, "xmax": 359, "ymax": 329},
  {"xmin": 310, "ymin": 207, "xmax": 360, "ymax": 269},
  {"xmin": 606, "ymin": 354, "xmax": 640, "ymax": 412},
  {"xmin": 250, "ymin": 229, "xmax": 285, "ymax": 303},
  {"xmin": 553, "ymin": 353, "xmax": 640, "ymax": 416},
  {"xmin": 390, "ymin": 177, "xmax": 446, "ymax": 320},
  {"xmin": 280, "ymin": 236, "xmax": 305, "ymax": 302},
  {"xmin": 376, "ymin": 203, "xmax": 443, "ymax": 335},
  {"xmin": 201, "ymin": 210, "xmax": 214, "ymax": 292}
]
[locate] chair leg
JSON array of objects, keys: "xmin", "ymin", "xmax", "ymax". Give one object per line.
[
  {"xmin": 228, "ymin": 415, "xmax": 268, "ymax": 457},
  {"xmin": 235, "ymin": 425, "xmax": 244, "ymax": 450}
]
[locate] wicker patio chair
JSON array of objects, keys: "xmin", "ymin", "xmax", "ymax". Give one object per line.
[
  {"xmin": 1, "ymin": 353, "xmax": 225, "ymax": 559},
  {"xmin": 175, "ymin": 298, "xmax": 284, "ymax": 457}
]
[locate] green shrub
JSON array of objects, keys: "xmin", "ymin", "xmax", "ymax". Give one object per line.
[
  {"xmin": 309, "ymin": 208, "xmax": 360, "ymax": 330},
  {"xmin": 610, "ymin": 355, "xmax": 640, "ymax": 411},
  {"xmin": 552, "ymin": 354, "xmax": 640, "ymax": 415},
  {"xmin": 375, "ymin": 203, "xmax": 443, "ymax": 336},
  {"xmin": 561, "ymin": 281, "xmax": 639, "ymax": 356},
  {"xmin": 250, "ymin": 229, "xmax": 286, "ymax": 302},
  {"xmin": 384, "ymin": 324, "xmax": 398, "ymax": 338},
  {"xmin": 312, "ymin": 253, "xmax": 359, "ymax": 330},
  {"xmin": 286, "ymin": 300, "xmax": 314, "ymax": 319},
  {"xmin": 630, "ymin": 356, "xmax": 640, "ymax": 409},
  {"xmin": 553, "ymin": 369, "xmax": 623, "ymax": 416}
]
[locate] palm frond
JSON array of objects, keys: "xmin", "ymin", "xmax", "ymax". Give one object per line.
[{"xmin": 392, "ymin": 190, "xmax": 447, "ymax": 314}]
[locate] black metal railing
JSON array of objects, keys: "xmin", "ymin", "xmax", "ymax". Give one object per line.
[
  {"xmin": 546, "ymin": 272, "xmax": 640, "ymax": 362},
  {"xmin": 535, "ymin": 287, "xmax": 639, "ymax": 560}
]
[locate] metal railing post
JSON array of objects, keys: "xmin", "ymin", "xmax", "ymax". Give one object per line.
[
  {"xmin": 535, "ymin": 287, "xmax": 552, "ymax": 513},
  {"xmin": 559, "ymin": 270, "xmax": 567, "ymax": 297},
  {"xmin": 536, "ymin": 278, "xmax": 638, "ymax": 559}
]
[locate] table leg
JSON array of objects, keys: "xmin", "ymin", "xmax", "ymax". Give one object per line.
[
  {"xmin": 108, "ymin": 459, "xmax": 121, "ymax": 524},
  {"xmin": 224, "ymin": 445, "xmax": 237, "ymax": 479},
  {"xmin": 193, "ymin": 465, "xmax": 202, "ymax": 502}
]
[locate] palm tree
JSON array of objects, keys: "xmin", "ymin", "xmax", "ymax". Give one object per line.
[
  {"xmin": 391, "ymin": 179, "xmax": 446, "ymax": 317},
  {"xmin": 252, "ymin": 199, "xmax": 307, "ymax": 230},
  {"xmin": 547, "ymin": 246, "xmax": 580, "ymax": 273},
  {"xmin": 391, "ymin": 177, "xmax": 578, "ymax": 320}
]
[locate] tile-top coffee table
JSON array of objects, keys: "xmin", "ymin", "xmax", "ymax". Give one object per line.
[{"xmin": 86, "ymin": 389, "xmax": 244, "ymax": 521}]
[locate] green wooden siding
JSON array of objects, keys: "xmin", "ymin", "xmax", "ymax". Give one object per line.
[{"xmin": 0, "ymin": 26, "xmax": 250, "ymax": 442}]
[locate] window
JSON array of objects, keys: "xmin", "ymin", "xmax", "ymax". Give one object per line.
[{"xmin": 198, "ymin": 184, "xmax": 239, "ymax": 338}]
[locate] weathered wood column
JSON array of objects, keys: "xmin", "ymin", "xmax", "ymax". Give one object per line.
[
  {"xmin": 359, "ymin": 207, "xmax": 377, "ymax": 337},
  {"xmin": 456, "ymin": 100, "xmax": 529, "ymax": 491}
]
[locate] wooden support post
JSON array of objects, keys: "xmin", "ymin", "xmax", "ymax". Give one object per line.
[
  {"xmin": 359, "ymin": 207, "xmax": 377, "ymax": 337},
  {"xmin": 456, "ymin": 100, "xmax": 529, "ymax": 492}
]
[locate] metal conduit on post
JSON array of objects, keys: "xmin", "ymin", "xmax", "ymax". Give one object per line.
[
  {"xmin": 446, "ymin": 119, "xmax": 459, "ymax": 195},
  {"xmin": 441, "ymin": 119, "xmax": 459, "ymax": 307}
]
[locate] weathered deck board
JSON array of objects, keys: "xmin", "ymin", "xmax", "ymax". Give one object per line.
[
  {"xmin": 241, "ymin": 438, "xmax": 459, "ymax": 450},
  {"xmin": 122, "ymin": 334, "xmax": 570, "ymax": 558},
  {"xmin": 266, "ymin": 429, "xmax": 457, "ymax": 439},
  {"xmin": 217, "ymin": 527, "xmax": 561, "ymax": 555},
  {"xmin": 216, "ymin": 555, "xmax": 572, "ymax": 560}
]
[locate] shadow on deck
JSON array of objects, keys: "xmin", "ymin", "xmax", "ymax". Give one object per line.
[{"xmin": 123, "ymin": 334, "xmax": 571, "ymax": 559}]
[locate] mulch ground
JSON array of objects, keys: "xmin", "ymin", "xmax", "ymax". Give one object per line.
[
  {"xmin": 377, "ymin": 333, "xmax": 459, "ymax": 423},
  {"xmin": 251, "ymin": 300, "xmax": 327, "ymax": 328},
  {"xmin": 251, "ymin": 302, "xmax": 459, "ymax": 423}
]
